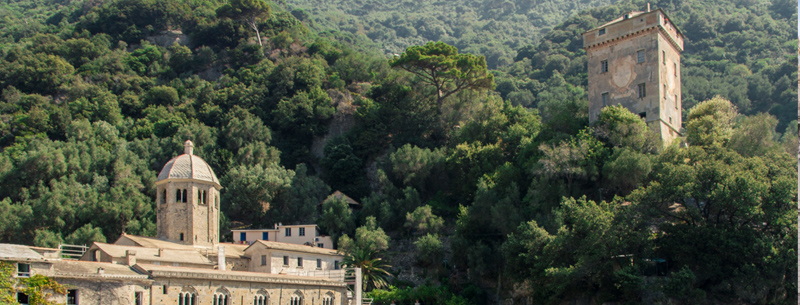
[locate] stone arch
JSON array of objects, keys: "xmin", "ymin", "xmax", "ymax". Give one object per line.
[
  {"xmin": 290, "ymin": 290, "xmax": 305, "ymax": 305},
  {"xmin": 322, "ymin": 291, "xmax": 335, "ymax": 305},
  {"xmin": 253, "ymin": 288, "xmax": 269, "ymax": 305},
  {"xmin": 213, "ymin": 287, "xmax": 231, "ymax": 305},
  {"xmin": 179, "ymin": 286, "xmax": 198, "ymax": 305}
]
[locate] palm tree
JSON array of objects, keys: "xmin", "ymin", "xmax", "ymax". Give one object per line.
[{"xmin": 342, "ymin": 247, "xmax": 391, "ymax": 291}]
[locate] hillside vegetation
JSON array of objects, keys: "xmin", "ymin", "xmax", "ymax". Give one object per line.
[{"xmin": 0, "ymin": 0, "xmax": 795, "ymax": 303}]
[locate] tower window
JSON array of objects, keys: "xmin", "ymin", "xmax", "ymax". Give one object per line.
[
  {"xmin": 179, "ymin": 233, "xmax": 184, "ymax": 241},
  {"xmin": 638, "ymin": 83, "xmax": 646, "ymax": 98},
  {"xmin": 601, "ymin": 92, "xmax": 609, "ymax": 106},
  {"xmin": 600, "ymin": 60, "xmax": 608, "ymax": 73},
  {"xmin": 637, "ymin": 50, "xmax": 645, "ymax": 63},
  {"xmin": 182, "ymin": 189, "xmax": 187, "ymax": 203},
  {"xmin": 598, "ymin": 28, "xmax": 606, "ymax": 35},
  {"xmin": 175, "ymin": 189, "xmax": 181, "ymax": 203},
  {"xmin": 283, "ymin": 256, "xmax": 289, "ymax": 266},
  {"xmin": 297, "ymin": 257, "xmax": 303, "ymax": 267}
]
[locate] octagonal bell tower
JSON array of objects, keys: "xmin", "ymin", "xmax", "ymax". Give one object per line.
[{"xmin": 155, "ymin": 140, "xmax": 222, "ymax": 247}]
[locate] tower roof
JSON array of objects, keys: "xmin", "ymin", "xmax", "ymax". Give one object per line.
[{"xmin": 156, "ymin": 140, "xmax": 220, "ymax": 186}]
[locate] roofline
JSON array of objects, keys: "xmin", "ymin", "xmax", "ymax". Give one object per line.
[
  {"xmin": 154, "ymin": 178, "xmax": 223, "ymax": 189},
  {"xmin": 243, "ymin": 240, "xmax": 342, "ymax": 256},
  {"xmin": 581, "ymin": 8, "xmax": 683, "ymax": 37}
]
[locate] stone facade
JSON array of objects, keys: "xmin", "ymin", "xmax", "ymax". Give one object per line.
[
  {"xmin": 233, "ymin": 224, "xmax": 334, "ymax": 249},
  {"xmin": 583, "ymin": 8, "xmax": 683, "ymax": 145},
  {"xmin": 1, "ymin": 140, "xmax": 353, "ymax": 305},
  {"xmin": 156, "ymin": 140, "xmax": 222, "ymax": 247}
]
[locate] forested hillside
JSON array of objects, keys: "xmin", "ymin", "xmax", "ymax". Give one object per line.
[
  {"xmin": 278, "ymin": 0, "xmax": 618, "ymax": 68},
  {"xmin": 0, "ymin": 0, "xmax": 796, "ymax": 303}
]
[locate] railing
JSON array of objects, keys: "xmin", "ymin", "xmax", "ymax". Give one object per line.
[
  {"xmin": 283, "ymin": 269, "xmax": 346, "ymax": 281},
  {"xmin": 362, "ymin": 298, "xmax": 373, "ymax": 305},
  {"xmin": 59, "ymin": 244, "xmax": 88, "ymax": 259}
]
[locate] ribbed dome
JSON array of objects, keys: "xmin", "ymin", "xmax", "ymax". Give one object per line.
[{"xmin": 157, "ymin": 140, "xmax": 220, "ymax": 185}]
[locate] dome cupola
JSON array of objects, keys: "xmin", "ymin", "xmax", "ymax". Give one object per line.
[{"xmin": 157, "ymin": 140, "xmax": 220, "ymax": 187}]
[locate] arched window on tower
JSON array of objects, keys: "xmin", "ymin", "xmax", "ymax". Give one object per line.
[
  {"xmin": 176, "ymin": 189, "xmax": 181, "ymax": 203},
  {"xmin": 162, "ymin": 189, "xmax": 166, "ymax": 204},
  {"xmin": 182, "ymin": 189, "xmax": 187, "ymax": 203}
]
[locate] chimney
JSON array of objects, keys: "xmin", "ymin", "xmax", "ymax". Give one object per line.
[
  {"xmin": 217, "ymin": 245, "xmax": 226, "ymax": 271},
  {"xmin": 125, "ymin": 250, "xmax": 137, "ymax": 266},
  {"xmin": 158, "ymin": 248, "xmax": 164, "ymax": 257},
  {"xmin": 647, "ymin": 3, "xmax": 651, "ymax": 12}
]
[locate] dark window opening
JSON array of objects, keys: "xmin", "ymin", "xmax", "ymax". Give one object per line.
[
  {"xmin": 285, "ymin": 228, "xmax": 291, "ymax": 237},
  {"xmin": 163, "ymin": 285, "xmax": 168, "ymax": 294},
  {"xmin": 317, "ymin": 259, "xmax": 322, "ymax": 269},
  {"xmin": 182, "ymin": 189, "xmax": 187, "ymax": 203},
  {"xmin": 17, "ymin": 292, "xmax": 29, "ymax": 305},
  {"xmin": 240, "ymin": 232, "xmax": 246, "ymax": 242},
  {"xmin": 639, "ymin": 112, "xmax": 646, "ymax": 119},
  {"xmin": 297, "ymin": 257, "xmax": 303, "ymax": 267},
  {"xmin": 179, "ymin": 233, "xmax": 184, "ymax": 241},
  {"xmin": 17, "ymin": 263, "xmax": 30, "ymax": 277},
  {"xmin": 283, "ymin": 256, "xmax": 289, "ymax": 266},
  {"xmin": 262, "ymin": 232, "xmax": 269, "ymax": 240},
  {"xmin": 600, "ymin": 60, "xmax": 608, "ymax": 73},
  {"xmin": 598, "ymin": 28, "xmax": 606, "ymax": 35},
  {"xmin": 638, "ymin": 83, "xmax": 646, "ymax": 98},
  {"xmin": 637, "ymin": 50, "xmax": 645, "ymax": 63},
  {"xmin": 261, "ymin": 255, "xmax": 267, "ymax": 266},
  {"xmin": 67, "ymin": 290, "xmax": 78, "ymax": 305}
]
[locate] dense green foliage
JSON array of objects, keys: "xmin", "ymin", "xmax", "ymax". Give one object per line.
[
  {"xmin": 279, "ymin": 0, "xmax": 618, "ymax": 68},
  {"xmin": 0, "ymin": 0, "xmax": 795, "ymax": 303}
]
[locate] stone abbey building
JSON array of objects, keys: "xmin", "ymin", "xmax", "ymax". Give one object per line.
[
  {"xmin": 583, "ymin": 7, "xmax": 684, "ymax": 144},
  {"xmin": 1, "ymin": 141, "xmax": 350, "ymax": 305}
]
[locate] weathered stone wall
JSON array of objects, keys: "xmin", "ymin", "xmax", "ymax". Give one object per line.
[
  {"xmin": 584, "ymin": 9, "xmax": 683, "ymax": 145},
  {"xmin": 152, "ymin": 278, "xmax": 345, "ymax": 305},
  {"xmin": 50, "ymin": 279, "xmax": 151, "ymax": 305}
]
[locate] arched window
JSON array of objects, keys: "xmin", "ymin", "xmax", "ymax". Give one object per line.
[
  {"xmin": 178, "ymin": 292, "xmax": 195, "ymax": 305},
  {"xmin": 162, "ymin": 189, "xmax": 166, "ymax": 204},
  {"xmin": 253, "ymin": 295, "xmax": 267, "ymax": 305},
  {"xmin": 322, "ymin": 292, "xmax": 334, "ymax": 305},
  {"xmin": 175, "ymin": 189, "xmax": 181, "ymax": 203},
  {"xmin": 254, "ymin": 290, "xmax": 268, "ymax": 305},
  {"xmin": 290, "ymin": 292, "xmax": 303, "ymax": 305},
  {"xmin": 214, "ymin": 288, "xmax": 230, "ymax": 305},
  {"xmin": 182, "ymin": 189, "xmax": 188, "ymax": 203}
]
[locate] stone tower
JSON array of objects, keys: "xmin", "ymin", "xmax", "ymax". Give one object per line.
[
  {"xmin": 155, "ymin": 140, "xmax": 222, "ymax": 247},
  {"xmin": 582, "ymin": 7, "xmax": 684, "ymax": 145}
]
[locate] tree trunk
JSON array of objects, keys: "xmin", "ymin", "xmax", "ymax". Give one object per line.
[{"xmin": 249, "ymin": 19, "xmax": 264, "ymax": 56}]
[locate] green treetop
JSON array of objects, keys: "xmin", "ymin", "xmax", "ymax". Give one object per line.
[
  {"xmin": 390, "ymin": 42, "xmax": 495, "ymax": 113},
  {"xmin": 216, "ymin": 0, "xmax": 271, "ymax": 48}
]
